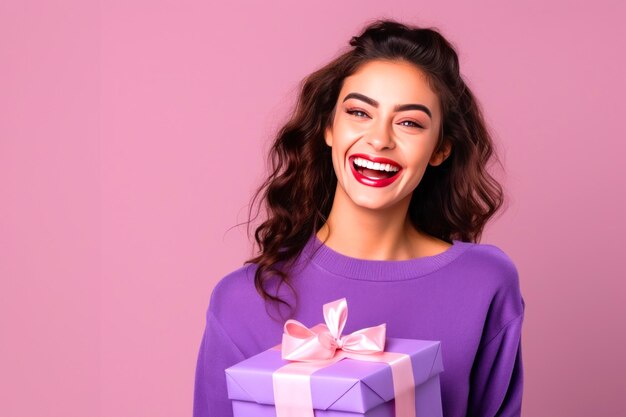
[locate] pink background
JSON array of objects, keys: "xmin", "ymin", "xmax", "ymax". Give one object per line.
[{"xmin": 2, "ymin": 0, "xmax": 625, "ymax": 416}]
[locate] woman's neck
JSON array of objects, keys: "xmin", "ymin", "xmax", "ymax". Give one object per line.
[{"xmin": 316, "ymin": 188, "xmax": 430, "ymax": 261}]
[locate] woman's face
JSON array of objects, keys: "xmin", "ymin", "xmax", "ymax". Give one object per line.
[{"xmin": 325, "ymin": 59, "xmax": 450, "ymax": 211}]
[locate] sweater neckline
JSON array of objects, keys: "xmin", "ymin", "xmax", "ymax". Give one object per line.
[{"xmin": 299, "ymin": 232, "xmax": 473, "ymax": 281}]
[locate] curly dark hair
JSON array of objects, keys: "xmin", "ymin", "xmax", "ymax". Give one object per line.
[{"xmin": 240, "ymin": 18, "xmax": 505, "ymax": 321}]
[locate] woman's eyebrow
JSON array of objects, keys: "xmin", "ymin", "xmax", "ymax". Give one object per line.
[{"xmin": 342, "ymin": 92, "xmax": 432, "ymax": 119}]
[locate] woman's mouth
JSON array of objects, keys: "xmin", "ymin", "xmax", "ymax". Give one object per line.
[{"xmin": 349, "ymin": 154, "xmax": 402, "ymax": 187}]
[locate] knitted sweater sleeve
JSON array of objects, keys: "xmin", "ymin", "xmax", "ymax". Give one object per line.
[
  {"xmin": 466, "ymin": 299, "xmax": 526, "ymax": 417},
  {"xmin": 192, "ymin": 309, "xmax": 245, "ymax": 417}
]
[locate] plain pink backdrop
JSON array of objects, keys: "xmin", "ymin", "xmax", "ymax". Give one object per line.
[{"xmin": 2, "ymin": 0, "xmax": 625, "ymax": 416}]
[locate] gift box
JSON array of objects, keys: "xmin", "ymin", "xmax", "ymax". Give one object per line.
[{"xmin": 224, "ymin": 298, "xmax": 444, "ymax": 417}]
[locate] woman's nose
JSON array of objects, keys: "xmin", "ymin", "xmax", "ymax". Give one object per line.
[{"xmin": 366, "ymin": 121, "xmax": 395, "ymax": 150}]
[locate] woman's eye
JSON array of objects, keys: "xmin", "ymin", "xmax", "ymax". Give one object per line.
[
  {"xmin": 347, "ymin": 109, "xmax": 423, "ymax": 129},
  {"xmin": 400, "ymin": 120, "xmax": 423, "ymax": 129},
  {"xmin": 346, "ymin": 109, "xmax": 369, "ymax": 119}
]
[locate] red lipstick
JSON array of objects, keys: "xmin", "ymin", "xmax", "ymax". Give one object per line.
[{"xmin": 348, "ymin": 153, "xmax": 402, "ymax": 188}]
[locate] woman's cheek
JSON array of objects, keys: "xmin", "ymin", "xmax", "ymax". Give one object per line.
[{"xmin": 344, "ymin": 124, "xmax": 366, "ymax": 139}]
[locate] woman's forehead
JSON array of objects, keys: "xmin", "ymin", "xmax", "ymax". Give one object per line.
[{"xmin": 340, "ymin": 60, "xmax": 439, "ymax": 111}]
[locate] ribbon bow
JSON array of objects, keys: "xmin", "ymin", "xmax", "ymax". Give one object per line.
[
  {"xmin": 281, "ymin": 297, "xmax": 386, "ymax": 361},
  {"xmin": 272, "ymin": 297, "xmax": 416, "ymax": 417}
]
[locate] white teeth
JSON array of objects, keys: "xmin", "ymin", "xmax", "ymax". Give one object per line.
[{"xmin": 353, "ymin": 157, "xmax": 399, "ymax": 172}]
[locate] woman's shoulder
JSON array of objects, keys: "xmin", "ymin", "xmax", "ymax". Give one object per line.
[
  {"xmin": 462, "ymin": 240, "xmax": 525, "ymax": 314},
  {"xmin": 212, "ymin": 263, "xmax": 257, "ymax": 294},
  {"xmin": 207, "ymin": 263, "xmax": 260, "ymax": 318},
  {"xmin": 458, "ymin": 240, "xmax": 521, "ymax": 290},
  {"xmin": 461, "ymin": 241, "xmax": 526, "ymax": 333}
]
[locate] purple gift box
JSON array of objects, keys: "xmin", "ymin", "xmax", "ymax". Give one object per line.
[{"xmin": 224, "ymin": 337, "xmax": 444, "ymax": 417}]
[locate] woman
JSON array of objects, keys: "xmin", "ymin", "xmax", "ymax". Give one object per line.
[{"xmin": 194, "ymin": 18, "xmax": 525, "ymax": 417}]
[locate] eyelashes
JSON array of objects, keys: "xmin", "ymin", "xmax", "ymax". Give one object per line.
[
  {"xmin": 345, "ymin": 108, "xmax": 423, "ymax": 129},
  {"xmin": 346, "ymin": 109, "xmax": 369, "ymax": 119}
]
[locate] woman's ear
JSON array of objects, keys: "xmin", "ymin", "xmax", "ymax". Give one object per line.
[
  {"xmin": 324, "ymin": 107, "xmax": 337, "ymax": 147},
  {"xmin": 324, "ymin": 126, "xmax": 333, "ymax": 147},
  {"xmin": 429, "ymin": 140, "xmax": 452, "ymax": 166}
]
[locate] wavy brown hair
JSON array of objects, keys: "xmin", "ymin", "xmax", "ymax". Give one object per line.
[{"xmin": 241, "ymin": 18, "xmax": 505, "ymax": 320}]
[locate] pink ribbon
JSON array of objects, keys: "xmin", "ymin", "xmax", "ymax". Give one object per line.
[{"xmin": 271, "ymin": 298, "xmax": 416, "ymax": 417}]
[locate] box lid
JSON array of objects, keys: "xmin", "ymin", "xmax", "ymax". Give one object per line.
[{"xmin": 225, "ymin": 337, "xmax": 443, "ymax": 413}]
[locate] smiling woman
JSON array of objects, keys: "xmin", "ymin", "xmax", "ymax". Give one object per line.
[
  {"xmin": 323, "ymin": 60, "xmax": 450, "ymax": 212},
  {"xmin": 194, "ymin": 18, "xmax": 525, "ymax": 417}
]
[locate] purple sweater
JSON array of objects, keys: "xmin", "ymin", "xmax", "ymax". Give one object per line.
[{"xmin": 193, "ymin": 233, "xmax": 525, "ymax": 417}]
